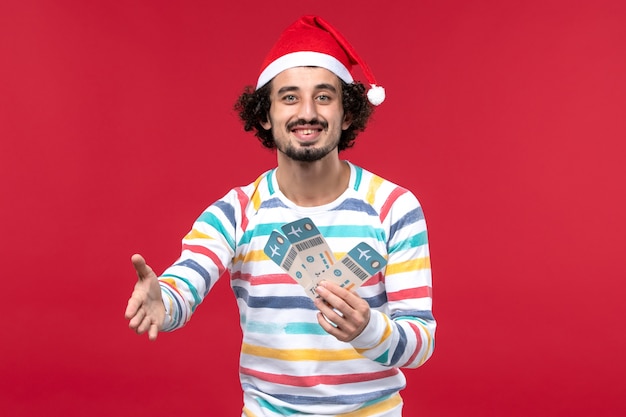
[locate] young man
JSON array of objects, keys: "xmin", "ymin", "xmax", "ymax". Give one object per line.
[{"xmin": 125, "ymin": 15, "xmax": 435, "ymax": 417}]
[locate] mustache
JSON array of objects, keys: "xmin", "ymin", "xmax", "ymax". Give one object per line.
[{"xmin": 287, "ymin": 119, "xmax": 328, "ymax": 131}]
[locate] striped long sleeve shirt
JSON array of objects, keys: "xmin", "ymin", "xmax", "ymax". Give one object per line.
[{"xmin": 159, "ymin": 162, "xmax": 436, "ymax": 417}]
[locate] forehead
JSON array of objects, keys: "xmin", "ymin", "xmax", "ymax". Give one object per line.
[{"xmin": 270, "ymin": 66, "xmax": 342, "ymax": 92}]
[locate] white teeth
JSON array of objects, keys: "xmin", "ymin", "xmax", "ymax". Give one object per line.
[{"xmin": 292, "ymin": 128, "xmax": 318, "ymax": 135}]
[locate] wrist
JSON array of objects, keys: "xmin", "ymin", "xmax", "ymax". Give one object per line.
[{"xmin": 349, "ymin": 309, "xmax": 385, "ymax": 349}]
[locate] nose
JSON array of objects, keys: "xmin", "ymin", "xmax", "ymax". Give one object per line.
[{"xmin": 298, "ymin": 97, "xmax": 318, "ymax": 121}]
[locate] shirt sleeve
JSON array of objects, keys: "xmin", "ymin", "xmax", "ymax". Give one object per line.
[
  {"xmin": 350, "ymin": 190, "xmax": 436, "ymax": 368},
  {"xmin": 158, "ymin": 189, "xmax": 241, "ymax": 332}
]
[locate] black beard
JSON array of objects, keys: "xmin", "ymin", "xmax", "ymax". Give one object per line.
[
  {"xmin": 281, "ymin": 143, "xmax": 337, "ymax": 162},
  {"xmin": 278, "ymin": 118, "xmax": 338, "ymax": 162}
]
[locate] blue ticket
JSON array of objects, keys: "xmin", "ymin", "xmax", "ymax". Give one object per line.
[
  {"xmin": 264, "ymin": 230, "xmax": 313, "ymax": 288},
  {"xmin": 281, "ymin": 217, "xmax": 336, "ymax": 280},
  {"xmin": 320, "ymin": 242, "xmax": 387, "ymax": 291}
]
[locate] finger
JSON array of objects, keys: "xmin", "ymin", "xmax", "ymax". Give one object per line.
[
  {"xmin": 136, "ymin": 314, "xmax": 153, "ymax": 334},
  {"xmin": 124, "ymin": 300, "xmax": 137, "ymax": 319},
  {"xmin": 131, "ymin": 253, "xmax": 155, "ymax": 281},
  {"xmin": 128, "ymin": 308, "xmax": 146, "ymax": 330},
  {"xmin": 320, "ymin": 281, "xmax": 363, "ymax": 309},
  {"xmin": 314, "ymin": 297, "xmax": 346, "ymax": 327},
  {"xmin": 317, "ymin": 312, "xmax": 345, "ymax": 338},
  {"xmin": 317, "ymin": 281, "xmax": 369, "ymax": 322},
  {"xmin": 124, "ymin": 294, "xmax": 143, "ymax": 319},
  {"xmin": 148, "ymin": 324, "xmax": 159, "ymax": 341},
  {"xmin": 315, "ymin": 282, "xmax": 350, "ymax": 312}
]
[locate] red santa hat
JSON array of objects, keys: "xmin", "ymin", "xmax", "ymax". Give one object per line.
[{"xmin": 256, "ymin": 15, "xmax": 386, "ymax": 106}]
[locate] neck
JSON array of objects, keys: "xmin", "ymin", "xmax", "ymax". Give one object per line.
[{"xmin": 275, "ymin": 153, "xmax": 350, "ymax": 207}]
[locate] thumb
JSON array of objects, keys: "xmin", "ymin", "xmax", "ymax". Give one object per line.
[{"xmin": 131, "ymin": 253, "xmax": 156, "ymax": 281}]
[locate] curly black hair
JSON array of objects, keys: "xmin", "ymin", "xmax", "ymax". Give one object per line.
[{"xmin": 234, "ymin": 79, "xmax": 374, "ymax": 151}]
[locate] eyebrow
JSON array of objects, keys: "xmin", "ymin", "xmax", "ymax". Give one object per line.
[{"xmin": 276, "ymin": 83, "xmax": 338, "ymax": 95}]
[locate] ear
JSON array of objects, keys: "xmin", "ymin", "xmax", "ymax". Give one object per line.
[
  {"xmin": 342, "ymin": 113, "xmax": 352, "ymax": 130},
  {"xmin": 260, "ymin": 115, "xmax": 272, "ymax": 130}
]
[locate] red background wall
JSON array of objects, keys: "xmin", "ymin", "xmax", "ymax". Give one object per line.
[{"xmin": 1, "ymin": 1, "xmax": 625, "ymax": 416}]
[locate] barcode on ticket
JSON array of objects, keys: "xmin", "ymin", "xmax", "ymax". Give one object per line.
[
  {"xmin": 281, "ymin": 218, "xmax": 335, "ymax": 278},
  {"xmin": 321, "ymin": 242, "xmax": 387, "ymax": 291},
  {"xmin": 263, "ymin": 230, "xmax": 312, "ymax": 287}
]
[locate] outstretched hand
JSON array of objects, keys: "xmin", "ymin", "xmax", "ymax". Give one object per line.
[
  {"xmin": 124, "ymin": 254, "xmax": 165, "ymax": 341},
  {"xmin": 314, "ymin": 281, "xmax": 371, "ymax": 342}
]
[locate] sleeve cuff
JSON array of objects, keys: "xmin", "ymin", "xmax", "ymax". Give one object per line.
[
  {"xmin": 160, "ymin": 287, "xmax": 176, "ymax": 332},
  {"xmin": 350, "ymin": 309, "xmax": 387, "ymax": 349}
]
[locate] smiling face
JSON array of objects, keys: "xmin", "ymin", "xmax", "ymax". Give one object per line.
[{"xmin": 261, "ymin": 67, "xmax": 352, "ymax": 163}]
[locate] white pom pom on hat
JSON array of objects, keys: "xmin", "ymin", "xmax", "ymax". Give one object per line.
[
  {"xmin": 367, "ymin": 84, "xmax": 386, "ymax": 106},
  {"xmin": 256, "ymin": 15, "xmax": 386, "ymax": 106}
]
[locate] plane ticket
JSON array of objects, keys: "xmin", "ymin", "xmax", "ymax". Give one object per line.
[
  {"xmin": 280, "ymin": 217, "xmax": 336, "ymax": 280},
  {"xmin": 263, "ymin": 230, "xmax": 313, "ymax": 289},
  {"xmin": 265, "ymin": 218, "xmax": 387, "ymax": 300}
]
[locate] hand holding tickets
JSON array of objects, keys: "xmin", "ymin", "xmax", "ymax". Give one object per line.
[{"xmin": 264, "ymin": 217, "xmax": 387, "ymax": 299}]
